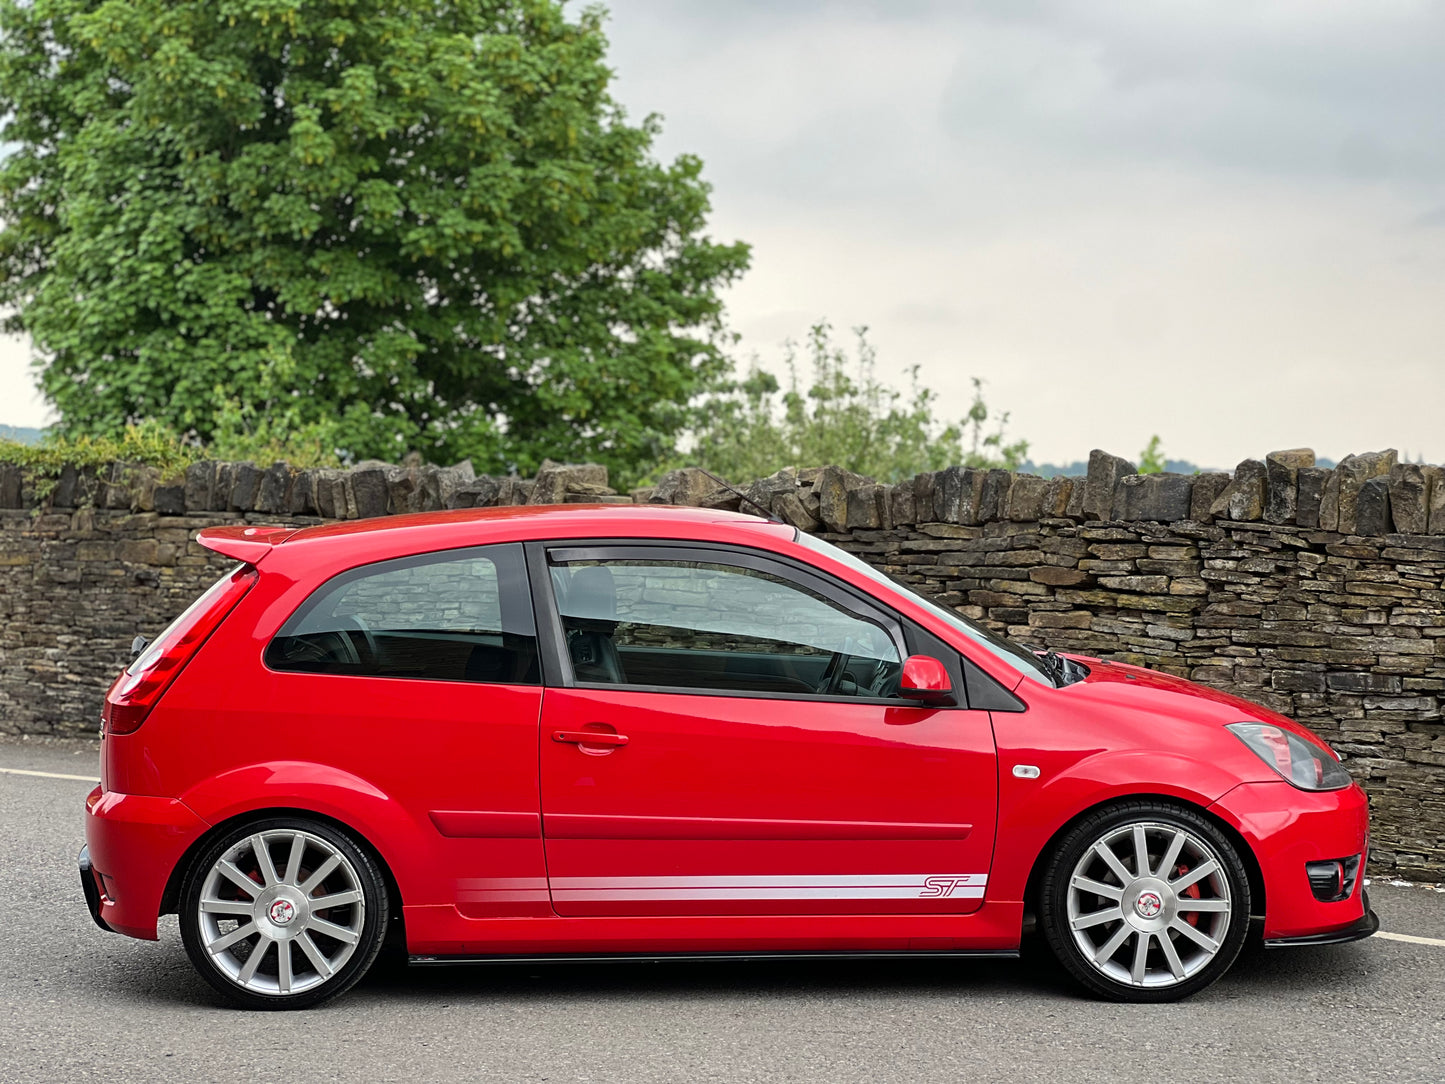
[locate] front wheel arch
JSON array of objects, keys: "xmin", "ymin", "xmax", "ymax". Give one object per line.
[{"xmin": 1021, "ymin": 793, "xmax": 1267, "ymax": 928}]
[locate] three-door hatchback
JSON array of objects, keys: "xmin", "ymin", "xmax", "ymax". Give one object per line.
[{"xmin": 80, "ymin": 505, "xmax": 1376, "ymax": 1008}]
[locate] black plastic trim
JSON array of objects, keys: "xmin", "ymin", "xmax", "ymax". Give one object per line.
[
  {"xmin": 565, "ymin": 680, "xmax": 923, "ymax": 708},
  {"xmin": 78, "ymin": 845, "xmax": 114, "ymax": 934},
  {"xmin": 961, "ymin": 654, "xmax": 1027, "ymax": 713},
  {"xmin": 524, "ymin": 542, "xmax": 571, "ymax": 688},
  {"xmin": 1263, "ymin": 893, "xmax": 1379, "ymax": 948}
]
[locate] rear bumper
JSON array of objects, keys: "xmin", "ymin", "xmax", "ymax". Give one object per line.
[
  {"xmin": 82, "ymin": 785, "xmax": 210, "ymax": 941},
  {"xmin": 77, "ymin": 845, "xmax": 113, "ymax": 934},
  {"xmin": 1208, "ymin": 779, "xmax": 1372, "ymax": 943}
]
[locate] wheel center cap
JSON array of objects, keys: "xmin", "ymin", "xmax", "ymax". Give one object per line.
[
  {"xmin": 268, "ymin": 899, "xmax": 297, "ymax": 926},
  {"xmin": 1135, "ymin": 891, "xmax": 1164, "ymax": 919}
]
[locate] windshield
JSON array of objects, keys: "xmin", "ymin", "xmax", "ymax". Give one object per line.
[{"xmin": 793, "ymin": 532, "xmax": 1056, "ymax": 686}]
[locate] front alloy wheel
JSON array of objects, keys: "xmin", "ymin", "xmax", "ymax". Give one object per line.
[
  {"xmin": 1040, "ymin": 802, "xmax": 1251, "ymax": 1001},
  {"xmin": 180, "ymin": 817, "xmax": 388, "ymax": 1009}
]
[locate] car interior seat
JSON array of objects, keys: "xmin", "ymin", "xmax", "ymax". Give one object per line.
[{"xmin": 563, "ymin": 565, "xmax": 626, "ymax": 684}]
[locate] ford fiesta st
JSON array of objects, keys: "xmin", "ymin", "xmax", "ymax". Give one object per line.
[{"xmin": 80, "ymin": 505, "xmax": 1375, "ymax": 1009}]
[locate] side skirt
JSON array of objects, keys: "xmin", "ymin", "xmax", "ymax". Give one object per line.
[
  {"xmin": 409, "ymin": 949, "xmax": 1020, "ymax": 966},
  {"xmin": 402, "ymin": 899, "xmax": 1027, "ymax": 956}
]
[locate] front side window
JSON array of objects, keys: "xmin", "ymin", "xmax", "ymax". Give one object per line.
[
  {"xmin": 267, "ymin": 544, "xmax": 539, "ymax": 684},
  {"xmin": 550, "ymin": 556, "xmax": 901, "ymax": 699},
  {"xmin": 792, "ymin": 531, "xmax": 1056, "ymax": 686}
]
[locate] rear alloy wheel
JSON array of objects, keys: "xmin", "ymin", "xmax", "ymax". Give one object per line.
[
  {"xmin": 180, "ymin": 817, "xmax": 388, "ymax": 1010},
  {"xmin": 1040, "ymin": 802, "xmax": 1251, "ymax": 1002}
]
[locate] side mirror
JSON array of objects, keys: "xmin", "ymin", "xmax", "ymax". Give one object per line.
[{"xmin": 899, "ymin": 654, "xmax": 956, "ymax": 707}]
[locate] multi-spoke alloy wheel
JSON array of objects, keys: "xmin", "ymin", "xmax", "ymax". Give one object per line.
[
  {"xmin": 1041, "ymin": 802, "xmax": 1250, "ymax": 1002},
  {"xmin": 180, "ymin": 818, "xmax": 388, "ymax": 1010}
]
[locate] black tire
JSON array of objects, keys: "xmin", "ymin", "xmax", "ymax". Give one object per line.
[
  {"xmin": 179, "ymin": 816, "xmax": 389, "ymax": 1010},
  {"xmin": 1039, "ymin": 800, "xmax": 1251, "ymax": 1003}
]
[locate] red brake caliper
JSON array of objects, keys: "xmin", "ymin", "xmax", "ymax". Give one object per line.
[{"xmin": 1177, "ymin": 863, "xmax": 1201, "ymax": 925}]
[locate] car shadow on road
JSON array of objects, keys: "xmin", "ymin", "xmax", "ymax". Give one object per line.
[
  {"xmin": 86, "ymin": 926, "xmax": 1383, "ymax": 1012},
  {"xmin": 350, "ymin": 934, "xmax": 1380, "ymax": 1008},
  {"xmin": 355, "ymin": 951, "xmax": 1078, "ymax": 1006},
  {"xmin": 1218, "ymin": 938, "xmax": 1382, "ymax": 996}
]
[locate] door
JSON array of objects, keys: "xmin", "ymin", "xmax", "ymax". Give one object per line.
[
  {"xmin": 535, "ymin": 545, "xmax": 998, "ymax": 918},
  {"xmin": 262, "ymin": 543, "xmax": 550, "ymax": 917}
]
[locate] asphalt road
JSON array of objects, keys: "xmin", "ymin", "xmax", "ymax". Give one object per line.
[{"xmin": 3, "ymin": 737, "xmax": 1443, "ymax": 1084}]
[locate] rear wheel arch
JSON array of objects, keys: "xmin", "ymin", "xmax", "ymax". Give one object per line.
[
  {"xmin": 160, "ymin": 807, "xmax": 407, "ymax": 948},
  {"xmin": 1021, "ymin": 793, "xmax": 1266, "ymax": 925}
]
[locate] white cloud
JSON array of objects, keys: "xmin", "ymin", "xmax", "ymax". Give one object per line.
[
  {"xmin": 4, "ymin": 1, "xmax": 1443, "ymax": 465},
  {"xmin": 602, "ymin": 0, "xmax": 1445, "ymax": 465}
]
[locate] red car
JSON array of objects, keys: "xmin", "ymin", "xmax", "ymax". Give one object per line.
[{"xmin": 81, "ymin": 505, "xmax": 1375, "ymax": 1009}]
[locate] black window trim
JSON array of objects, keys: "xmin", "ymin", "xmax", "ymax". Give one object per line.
[
  {"xmin": 529, "ymin": 539, "xmax": 925, "ymax": 705},
  {"xmin": 262, "ymin": 541, "xmax": 541, "ymax": 686}
]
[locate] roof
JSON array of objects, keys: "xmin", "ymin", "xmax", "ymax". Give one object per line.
[{"xmin": 196, "ymin": 504, "xmax": 795, "ymax": 565}]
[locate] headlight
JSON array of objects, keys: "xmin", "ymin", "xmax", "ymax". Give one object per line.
[{"xmin": 1227, "ymin": 722, "xmax": 1351, "ymax": 791}]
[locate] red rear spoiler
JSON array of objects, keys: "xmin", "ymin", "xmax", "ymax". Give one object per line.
[{"xmin": 195, "ymin": 525, "xmax": 298, "ymax": 565}]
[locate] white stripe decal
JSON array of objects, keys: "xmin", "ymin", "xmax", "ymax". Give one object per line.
[
  {"xmin": 550, "ymin": 874, "xmax": 987, "ymax": 889},
  {"xmin": 455, "ymin": 877, "xmax": 551, "ymax": 904},
  {"xmin": 554, "ymin": 887, "xmax": 987, "ymax": 901},
  {"xmin": 551, "ymin": 874, "xmax": 988, "ymax": 901}
]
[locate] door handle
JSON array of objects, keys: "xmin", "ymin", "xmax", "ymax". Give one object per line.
[{"xmin": 552, "ymin": 730, "xmax": 629, "ymax": 747}]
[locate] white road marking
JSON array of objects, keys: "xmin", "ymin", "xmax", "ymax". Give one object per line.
[
  {"xmin": 1376, "ymin": 931, "xmax": 1445, "ymax": 948},
  {"xmin": 0, "ymin": 766, "xmax": 100, "ymax": 783}
]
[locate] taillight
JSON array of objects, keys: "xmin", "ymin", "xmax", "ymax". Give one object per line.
[{"xmin": 102, "ymin": 566, "xmax": 257, "ymax": 736}]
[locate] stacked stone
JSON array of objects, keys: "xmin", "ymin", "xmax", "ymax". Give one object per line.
[
  {"xmin": 632, "ymin": 448, "xmax": 1442, "ymax": 539},
  {"xmin": 2, "ymin": 447, "xmax": 1443, "ymax": 877},
  {"xmin": 2, "ymin": 446, "xmax": 1440, "ymax": 536},
  {"xmin": 0, "ymin": 458, "xmax": 642, "ymax": 519}
]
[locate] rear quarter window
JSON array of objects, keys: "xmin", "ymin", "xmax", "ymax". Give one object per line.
[{"xmin": 265, "ymin": 543, "xmax": 539, "ymax": 685}]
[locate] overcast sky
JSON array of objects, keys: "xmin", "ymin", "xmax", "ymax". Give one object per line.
[
  {"xmin": 599, "ymin": 0, "xmax": 1445, "ymax": 467},
  {"xmin": 4, "ymin": 0, "xmax": 1443, "ymax": 467}
]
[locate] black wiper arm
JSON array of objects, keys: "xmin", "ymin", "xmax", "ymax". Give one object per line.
[{"xmin": 1033, "ymin": 647, "xmax": 1065, "ymax": 687}]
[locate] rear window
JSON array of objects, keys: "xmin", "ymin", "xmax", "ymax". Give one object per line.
[{"xmin": 265, "ymin": 543, "xmax": 539, "ymax": 685}]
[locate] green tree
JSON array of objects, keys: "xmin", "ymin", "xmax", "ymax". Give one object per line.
[
  {"xmin": 0, "ymin": 0, "xmax": 749, "ymax": 479},
  {"xmin": 1138, "ymin": 434, "xmax": 1166, "ymax": 474},
  {"xmin": 961, "ymin": 376, "xmax": 1028, "ymax": 474},
  {"xmin": 679, "ymin": 322, "xmax": 1027, "ymax": 483}
]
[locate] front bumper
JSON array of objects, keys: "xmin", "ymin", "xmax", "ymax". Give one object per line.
[
  {"xmin": 1208, "ymin": 779, "xmax": 1373, "ymax": 943},
  {"xmin": 82, "ymin": 785, "xmax": 210, "ymax": 940},
  {"xmin": 1264, "ymin": 891, "xmax": 1380, "ymax": 947}
]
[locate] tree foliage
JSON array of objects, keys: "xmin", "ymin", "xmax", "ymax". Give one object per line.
[
  {"xmin": 678, "ymin": 323, "xmax": 1028, "ymax": 484},
  {"xmin": 0, "ymin": 0, "xmax": 749, "ymax": 478},
  {"xmin": 1138, "ymin": 434, "xmax": 1165, "ymax": 474}
]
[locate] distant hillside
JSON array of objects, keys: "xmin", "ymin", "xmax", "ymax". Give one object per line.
[
  {"xmin": 1017, "ymin": 457, "xmax": 1209, "ymax": 477},
  {"xmin": 1018, "ymin": 454, "xmax": 1337, "ymax": 477},
  {"xmin": 0, "ymin": 425, "xmax": 44, "ymax": 445}
]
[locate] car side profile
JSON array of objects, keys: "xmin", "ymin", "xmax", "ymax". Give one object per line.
[{"xmin": 80, "ymin": 505, "xmax": 1376, "ymax": 1009}]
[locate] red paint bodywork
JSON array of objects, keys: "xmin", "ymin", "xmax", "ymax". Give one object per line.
[
  {"xmin": 898, "ymin": 654, "xmax": 954, "ymax": 704},
  {"xmin": 84, "ymin": 505, "xmax": 1370, "ymax": 956}
]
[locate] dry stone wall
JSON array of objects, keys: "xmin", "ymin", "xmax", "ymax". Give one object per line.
[{"xmin": 2, "ymin": 448, "xmax": 1442, "ymax": 878}]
